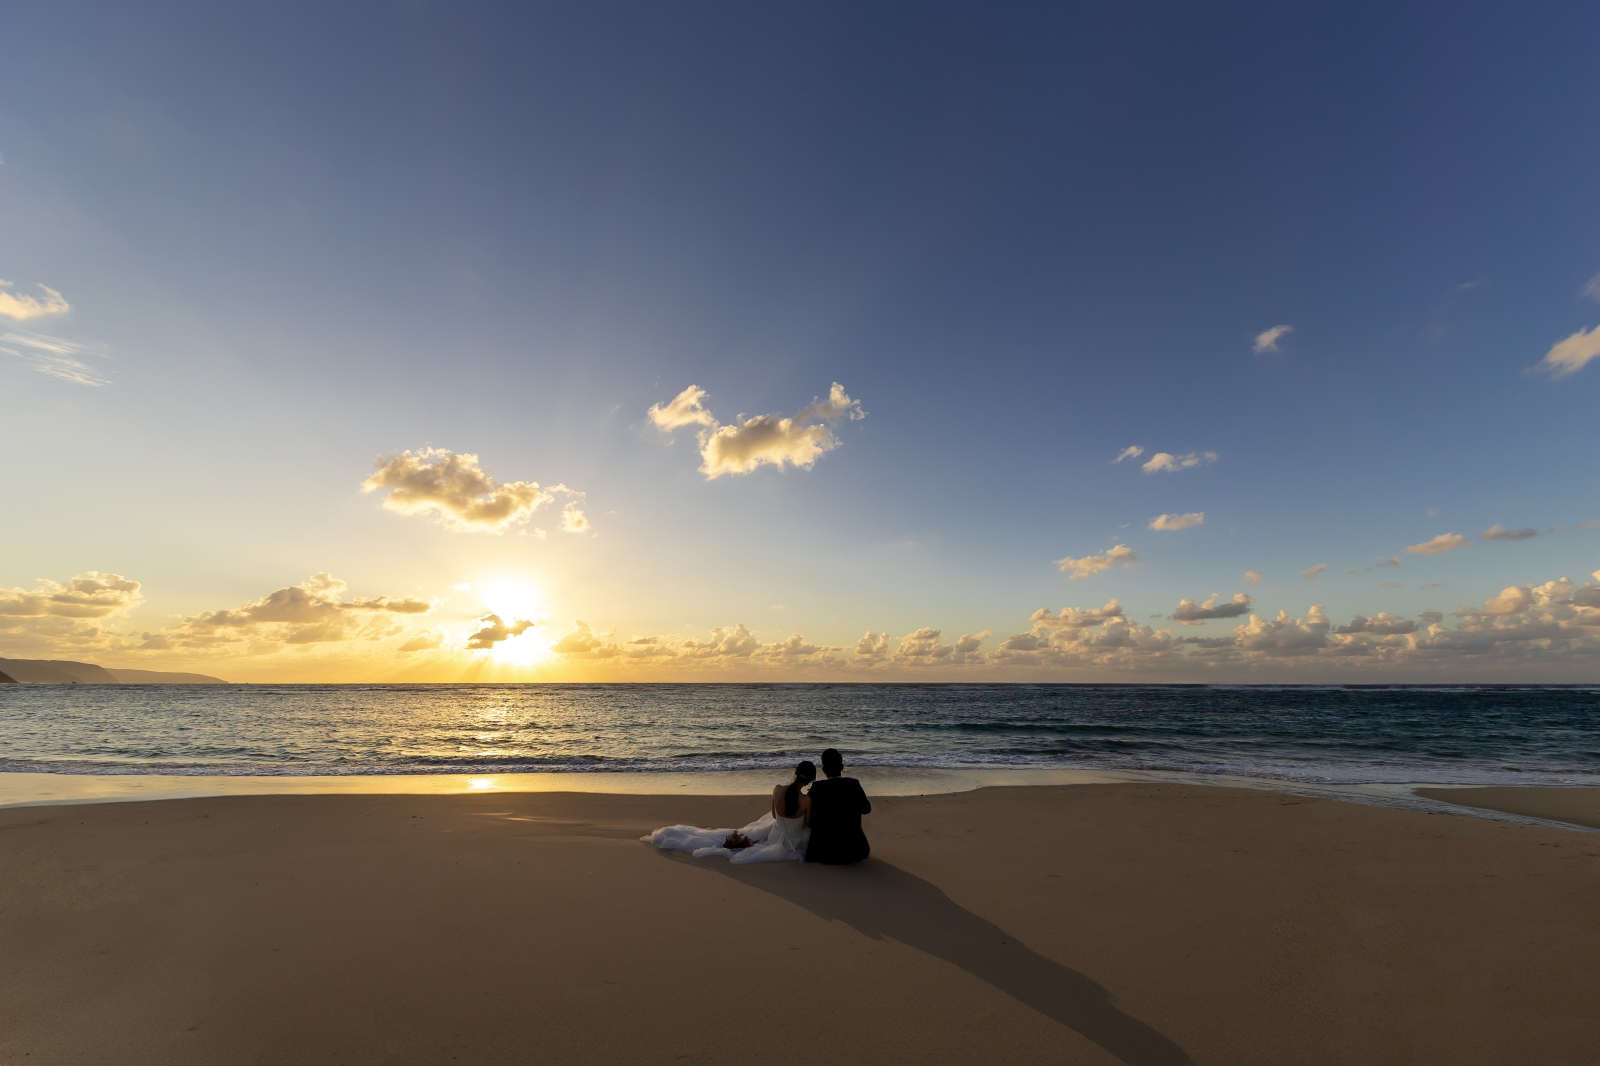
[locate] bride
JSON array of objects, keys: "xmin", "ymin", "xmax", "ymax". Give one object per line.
[{"xmin": 643, "ymin": 760, "xmax": 816, "ymax": 863}]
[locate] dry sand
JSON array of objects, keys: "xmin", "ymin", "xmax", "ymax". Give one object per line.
[
  {"xmin": 2, "ymin": 784, "xmax": 1598, "ymax": 1065},
  {"xmin": 1417, "ymin": 785, "xmax": 1600, "ymax": 831}
]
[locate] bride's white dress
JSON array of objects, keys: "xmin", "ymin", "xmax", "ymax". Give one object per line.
[{"xmin": 643, "ymin": 809, "xmax": 810, "ymax": 863}]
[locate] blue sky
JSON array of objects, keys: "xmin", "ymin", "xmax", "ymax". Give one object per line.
[{"xmin": 3, "ymin": 2, "xmax": 1597, "ymax": 680}]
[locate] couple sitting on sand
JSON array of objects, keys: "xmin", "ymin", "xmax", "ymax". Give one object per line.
[{"xmin": 643, "ymin": 748, "xmax": 872, "ymax": 865}]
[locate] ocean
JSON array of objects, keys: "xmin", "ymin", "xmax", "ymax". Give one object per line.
[{"xmin": 2, "ymin": 683, "xmax": 1597, "ymax": 786}]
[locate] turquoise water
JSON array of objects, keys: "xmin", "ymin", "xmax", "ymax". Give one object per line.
[{"xmin": 1, "ymin": 683, "xmax": 1597, "ymax": 785}]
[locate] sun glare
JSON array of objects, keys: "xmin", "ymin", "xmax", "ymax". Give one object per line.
[{"xmin": 477, "ymin": 581, "xmax": 549, "ymax": 666}]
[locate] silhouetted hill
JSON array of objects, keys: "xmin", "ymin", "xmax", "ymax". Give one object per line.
[
  {"xmin": 0, "ymin": 669, "xmax": 15, "ymax": 684},
  {"xmin": 0, "ymin": 659, "xmax": 228, "ymax": 684}
]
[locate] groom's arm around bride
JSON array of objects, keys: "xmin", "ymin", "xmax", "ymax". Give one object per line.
[{"xmin": 803, "ymin": 748, "xmax": 872, "ymax": 865}]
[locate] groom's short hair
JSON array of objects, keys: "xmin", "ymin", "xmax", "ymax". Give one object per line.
[{"xmin": 821, "ymin": 748, "xmax": 844, "ymax": 776}]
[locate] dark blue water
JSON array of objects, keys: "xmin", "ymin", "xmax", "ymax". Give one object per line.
[{"xmin": 1, "ymin": 683, "xmax": 1597, "ymax": 785}]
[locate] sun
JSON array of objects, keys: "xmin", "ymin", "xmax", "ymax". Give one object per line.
[{"xmin": 476, "ymin": 580, "xmax": 549, "ymax": 665}]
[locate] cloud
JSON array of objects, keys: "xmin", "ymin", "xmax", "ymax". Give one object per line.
[
  {"xmin": 1532, "ymin": 325, "xmax": 1600, "ymax": 379},
  {"xmin": 853, "ymin": 632, "xmax": 890, "ymax": 661},
  {"xmin": 1582, "ymin": 274, "xmax": 1600, "ymax": 303},
  {"xmin": 1149, "ymin": 512, "xmax": 1204, "ymax": 531},
  {"xmin": 1253, "ymin": 325, "xmax": 1293, "ymax": 354},
  {"xmin": 1405, "ymin": 533, "xmax": 1470, "ymax": 556},
  {"xmin": 0, "ymin": 282, "xmax": 70, "ymax": 321},
  {"xmin": 559, "ymin": 502, "xmax": 590, "ymax": 533},
  {"xmin": 152, "ymin": 573, "xmax": 431, "ymax": 650},
  {"xmin": 362, "ymin": 448, "xmax": 564, "ymax": 532},
  {"xmin": 398, "ymin": 631, "xmax": 444, "ymax": 653},
  {"xmin": 1055, "ymin": 544, "xmax": 1139, "ymax": 579},
  {"xmin": 1242, "ymin": 571, "xmax": 1263, "ymax": 586},
  {"xmin": 0, "ymin": 572, "xmax": 143, "ymax": 619},
  {"xmin": 1112, "ymin": 446, "xmax": 1145, "ymax": 464},
  {"xmin": 0, "ymin": 573, "xmax": 145, "ymax": 654},
  {"xmin": 1300, "ymin": 563, "xmax": 1327, "ymax": 580},
  {"xmin": 1233, "ymin": 607, "xmax": 1330, "ymax": 657},
  {"xmin": 1480, "ymin": 524, "xmax": 1536, "ymax": 542},
  {"xmin": 647, "ymin": 385, "xmax": 717, "ymax": 430},
  {"xmin": 650, "ymin": 383, "xmax": 866, "ymax": 479},
  {"xmin": 466, "ymin": 614, "xmax": 535, "ymax": 650},
  {"xmin": 1030, "ymin": 600, "xmax": 1124, "ymax": 630},
  {"xmin": 1141, "ymin": 451, "xmax": 1217, "ymax": 474},
  {"xmin": 1172, "ymin": 593, "xmax": 1254, "ymax": 624},
  {"xmin": 1334, "ymin": 613, "xmax": 1416, "ymax": 635},
  {"xmin": 1, "ymin": 331, "xmax": 110, "ymax": 386}
]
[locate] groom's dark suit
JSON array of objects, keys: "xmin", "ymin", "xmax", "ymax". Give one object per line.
[{"xmin": 804, "ymin": 775, "xmax": 872, "ymax": 864}]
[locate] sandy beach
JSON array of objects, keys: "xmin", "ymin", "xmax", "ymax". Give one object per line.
[
  {"xmin": 1418, "ymin": 785, "xmax": 1600, "ymax": 831},
  {"xmin": 3, "ymin": 784, "xmax": 1598, "ymax": 1065}
]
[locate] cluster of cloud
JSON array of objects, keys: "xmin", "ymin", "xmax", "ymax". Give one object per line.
[
  {"xmin": 1112, "ymin": 445, "xmax": 1219, "ymax": 473},
  {"xmin": 540, "ymin": 620, "xmax": 993, "ymax": 669},
  {"xmin": 141, "ymin": 573, "xmax": 432, "ymax": 650},
  {"xmin": 985, "ymin": 567, "xmax": 1600, "ymax": 671},
  {"xmin": 1149, "ymin": 512, "xmax": 1204, "ymax": 531},
  {"xmin": 1172, "ymin": 593, "xmax": 1253, "ymax": 624},
  {"xmin": 1, "ymin": 331, "xmax": 110, "ymax": 386},
  {"xmin": 1253, "ymin": 324, "xmax": 1293, "ymax": 354},
  {"xmin": 1056, "ymin": 544, "xmax": 1139, "ymax": 580},
  {"xmin": 0, "ymin": 281, "xmax": 70, "ymax": 321},
  {"xmin": 0, "ymin": 572, "xmax": 143, "ymax": 653},
  {"xmin": 648, "ymin": 383, "xmax": 866, "ymax": 478},
  {"xmin": 362, "ymin": 448, "xmax": 584, "ymax": 534}
]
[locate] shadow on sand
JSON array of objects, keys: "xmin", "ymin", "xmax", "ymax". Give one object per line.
[{"xmin": 668, "ymin": 853, "xmax": 1191, "ymax": 1066}]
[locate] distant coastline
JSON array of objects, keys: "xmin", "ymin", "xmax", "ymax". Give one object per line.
[{"xmin": 0, "ymin": 658, "xmax": 228, "ymax": 685}]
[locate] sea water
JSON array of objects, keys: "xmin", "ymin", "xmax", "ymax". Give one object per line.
[{"xmin": 1, "ymin": 683, "xmax": 1596, "ymax": 786}]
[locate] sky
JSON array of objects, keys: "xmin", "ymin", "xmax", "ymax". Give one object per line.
[{"xmin": 2, "ymin": 1, "xmax": 1598, "ymax": 682}]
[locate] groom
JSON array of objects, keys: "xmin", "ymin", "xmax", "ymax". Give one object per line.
[{"xmin": 804, "ymin": 748, "xmax": 872, "ymax": 864}]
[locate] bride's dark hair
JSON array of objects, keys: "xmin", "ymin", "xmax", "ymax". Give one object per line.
[{"xmin": 784, "ymin": 760, "xmax": 816, "ymax": 817}]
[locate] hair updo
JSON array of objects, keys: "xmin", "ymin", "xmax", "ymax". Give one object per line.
[{"xmin": 784, "ymin": 760, "xmax": 817, "ymax": 817}]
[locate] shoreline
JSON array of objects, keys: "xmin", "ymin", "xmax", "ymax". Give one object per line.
[{"xmin": 4, "ymin": 768, "xmax": 1599, "ymax": 834}]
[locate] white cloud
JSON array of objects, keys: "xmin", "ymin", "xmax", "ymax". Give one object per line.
[
  {"xmin": 1405, "ymin": 533, "xmax": 1470, "ymax": 556},
  {"xmin": 1172, "ymin": 593, "xmax": 1254, "ymax": 624},
  {"xmin": 0, "ymin": 573, "xmax": 145, "ymax": 655},
  {"xmin": 649, "ymin": 383, "xmax": 865, "ymax": 479},
  {"xmin": 559, "ymin": 502, "xmax": 590, "ymax": 533},
  {"xmin": 1480, "ymin": 524, "xmax": 1536, "ymax": 542},
  {"xmin": 854, "ymin": 631, "xmax": 890, "ymax": 661},
  {"xmin": 1112, "ymin": 446, "xmax": 1145, "ymax": 464},
  {"xmin": 1532, "ymin": 325, "xmax": 1600, "ymax": 379},
  {"xmin": 647, "ymin": 385, "xmax": 717, "ymax": 430},
  {"xmin": 1334, "ymin": 613, "xmax": 1416, "ymax": 635},
  {"xmin": 1141, "ymin": 451, "xmax": 1217, "ymax": 473},
  {"xmin": 1242, "ymin": 571, "xmax": 1264, "ymax": 586},
  {"xmin": 151, "ymin": 573, "xmax": 432, "ymax": 650},
  {"xmin": 0, "ymin": 572, "xmax": 142, "ymax": 620},
  {"xmin": 1, "ymin": 331, "xmax": 110, "ymax": 386},
  {"xmin": 1300, "ymin": 563, "xmax": 1327, "ymax": 580},
  {"xmin": 362, "ymin": 448, "xmax": 565, "ymax": 532},
  {"xmin": 1150, "ymin": 512, "xmax": 1204, "ymax": 531},
  {"xmin": 1233, "ymin": 607, "xmax": 1330, "ymax": 657},
  {"xmin": 1030, "ymin": 600, "xmax": 1124, "ymax": 630},
  {"xmin": 0, "ymin": 282, "xmax": 70, "ymax": 321},
  {"xmin": 679, "ymin": 624, "xmax": 763, "ymax": 658},
  {"xmin": 1582, "ymin": 274, "xmax": 1600, "ymax": 303},
  {"xmin": 1253, "ymin": 325, "xmax": 1293, "ymax": 354},
  {"xmin": 1055, "ymin": 544, "xmax": 1139, "ymax": 579}
]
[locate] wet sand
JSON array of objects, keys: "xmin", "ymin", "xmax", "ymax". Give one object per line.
[
  {"xmin": 1416, "ymin": 785, "xmax": 1600, "ymax": 830},
  {"xmin": 2, "ymin": 784, "xmax": 1597, "ymax": 1064}
]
